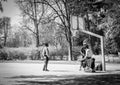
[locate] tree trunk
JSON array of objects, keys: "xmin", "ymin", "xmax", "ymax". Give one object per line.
[
  {"xmin": 4, "ymin": 33, "xmax": 7, "ymax": 46},
  {"xmin": 68, "ymin": 28, "xmax": 72, "ymax": 61},
  {"xmin": 33, "ymin": 19, "xmax": 40, "ymax": 47},
  {"xmin": 34, "ymin": 0, "xmax": 40, "ymax": 47},
  {"xmin": 36, "ymin": 25, "xmax": 39, "ymax": 47},
  {"xmin": 68, "ymin": 39, "xmax": 72, "ymax": 61},
  {"xmin": 4, "ymin": 23, "xmax": 8, "ymax": 46}
]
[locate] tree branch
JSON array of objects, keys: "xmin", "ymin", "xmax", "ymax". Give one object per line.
[{"xmin": 22, "ymin": 25, "xmax": 37, "ymax": 36}]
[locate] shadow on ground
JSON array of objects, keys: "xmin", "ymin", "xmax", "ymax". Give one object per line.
[{"xmin": 8, "ymin": 73, "xmax": 120, "ymax": 85}]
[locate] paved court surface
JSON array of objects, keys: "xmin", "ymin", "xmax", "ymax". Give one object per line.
[{"xmin": 0, "ymin": 61, "xmax": 120, "ymax": 85}]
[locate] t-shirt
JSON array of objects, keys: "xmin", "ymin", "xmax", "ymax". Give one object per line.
[
  {"xmin": 85, "ymin": 49, "xmax": 93, "ymax": 58},
  {"xmin": 42, "ymin": 47, "xmax": 49, "ymax": 57}
]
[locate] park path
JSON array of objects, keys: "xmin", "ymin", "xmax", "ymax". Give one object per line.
[{"xmin": 0, "ymin": 61, "xmax": 120, "ymax": 85}]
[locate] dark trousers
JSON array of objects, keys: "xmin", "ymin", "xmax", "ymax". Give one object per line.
[
  {"xmin": 43, "ymin": 55, "xmax": 49, "ymax": 71},
  {"xmin": 80, "ymin": 57, "xmax": 95, "ymax": 71}
]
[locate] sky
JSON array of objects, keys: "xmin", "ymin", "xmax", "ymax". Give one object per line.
[{"xmin": 0, "ymin": 0, "xmax": 21, "ymax": 26}]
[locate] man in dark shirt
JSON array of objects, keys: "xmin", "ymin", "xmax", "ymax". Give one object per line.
[{"xmin": 79, "ymin": 44, "xmax": 88, "ymax": 70}]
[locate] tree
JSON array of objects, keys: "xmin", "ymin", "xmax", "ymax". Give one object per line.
[
  {"xmin": 3, "ymin": 17, "xmax": 10, "ymax": 46},
  {"xmin": 103, "ymin": 3, "xmax": 120, "ymax": 53},
  {"xmin": 35, "ymin": 0, "xmax": 76, "ymax": 60},
  {"xmin": 0, "ymin": 17, "xmax": 11, "ymax": 46},
  {"xmin": 0, "ymin": 0, "xmax": 7, "ymax": 12},
  {"xmin": 70, "ymin": 0, "xmax": 117, "ymax": 54},
  {"xmin": 86, "ymin": 0, "xmax": 120, "ymax": 54},
  {"xmin": 0, "ymin": 0, "xmax": 7, "ymax": 47},
  {"xmin": 16, "ymin": 0, "xmax": 50, "ymax": 47},
  {"xmin": 39, "ymin": 21, "xmax": 57, "ymax": 45}
]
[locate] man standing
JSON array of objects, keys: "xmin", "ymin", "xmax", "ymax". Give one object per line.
[{"xmin": 42, "ymin": 43, "xmax": 49, "ymax": 71}]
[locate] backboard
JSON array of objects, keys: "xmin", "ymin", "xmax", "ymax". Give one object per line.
[{"xmin": 71, "ymin": 15, "xmax": 85, "ymax": 30}]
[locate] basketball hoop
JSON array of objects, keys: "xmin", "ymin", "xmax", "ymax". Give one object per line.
[{"xmin": 71, "ymin": 15, "xmax": 85, "ymax": 37}]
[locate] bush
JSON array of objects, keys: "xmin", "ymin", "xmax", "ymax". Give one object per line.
[
  {"xmin": 0, "ymin": 46, "xmax": 69, "ymax": 61},
  {"xmin": 9, "ymin": 51, "xmax": 19, "ymax": 60},
  {"xmin": 49, "ymin": 46, "xmax": 81, "ymax": 60},
  {"xmin": 17, "ymin": 52, "xmax": 27, "ymax": 60},
  {"xmin": 0, "ymin": 47, "xmax": 40, "ymax": 60},
  {"xmin": 29, "ymin": 49, "xmax": 41, "ymax": 60},
  {"xmin": 8, "ymin": 51, "xmax": 16, "ymax": 60},
  {"xmin": 0, "ymin": 50, "xmax": 8, "ymax": 60},
  {"xmin": 72, "ymin": 46, "xmax": 81, "ymax": 60},
  {"xmin": 49, "ymin": 48, "xmax": 68, "ymax": 60}
]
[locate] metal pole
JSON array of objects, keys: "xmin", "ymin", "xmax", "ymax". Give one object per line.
[
  {"xmin": 77, "ymin": 15, "xmax": 79, "ymax": 30},
  {"xmin": 101, "ymin": 36, "xmax": 106, "ymax": 71}
]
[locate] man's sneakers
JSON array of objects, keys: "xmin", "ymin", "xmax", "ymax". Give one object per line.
[{"xmin": 43, "ymin": 69, "xmax": 49, "ymax": 71}]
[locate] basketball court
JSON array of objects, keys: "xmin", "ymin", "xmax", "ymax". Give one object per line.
[{"xmin": 0, "ymin": 62, "xmax": 120, "ymax": 85}]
